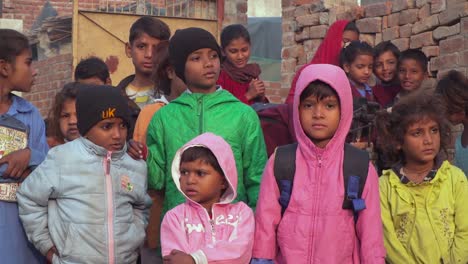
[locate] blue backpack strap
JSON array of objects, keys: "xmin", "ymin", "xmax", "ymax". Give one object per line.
[
  {"xmin": 273, "ymin": 143, "xmax": 297, "ymax": 216},
  {"xmin": 342, "ymin": 144, "xmax": 369, "ymax": 222}
]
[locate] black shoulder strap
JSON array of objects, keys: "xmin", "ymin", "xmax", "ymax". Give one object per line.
[
  {"xmin": 273, "ymin": 143, "xmax": 297, "ymax": 215},
  {"xmin": 342, "ymin": 143, "xmax": 369, "ymax": 210}
]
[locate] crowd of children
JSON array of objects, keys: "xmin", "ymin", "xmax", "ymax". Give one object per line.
[{"xmin": 1, "ymin": 14, "xmax": 467, "ymax": 264}]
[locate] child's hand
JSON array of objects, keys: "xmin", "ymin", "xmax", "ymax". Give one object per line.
[
  {"xmin": 246, "ymin": 79, "xmax": 266, "ymax": 100},
  {"xmin": 163, "ymin": 249, "xmax": 195, "ymax": 264},
  {"xmin": 0, "ymin": 148, "xmax": 31, "ymax": 179},
  {"xmin": 127, "ymin": 139, "xmax": 147, "ymax": 160},
  {"xmin": 46, "ymin": 246, "xmax": 58, "ymax": 264}
]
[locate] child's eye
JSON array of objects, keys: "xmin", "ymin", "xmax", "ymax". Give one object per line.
[
  {"xmin": 190, "ymin": 56, "xmax": 200, "ymax": 61},
  {"xmin": 326, "ymin": 103, "xmax": 336, "ymax": 109},
  {"xmin": 180, "ymin": 169, "xmax": 188, "ymax": 176},
  {"xmin": 431, "ymin": 128, "xmax": 439, "ymax": 134},
  {"xmin": 60, "ymin": 113, "xmax": 70, "ymax": 118},
  {"xmin": 102, "ymin": 124, "xmax": 112, "ymax": 130},
  {"xmin": 210, "ymin": 53, "xmax": 219, "ymax": 59},
  {"xmin": 120, "ymin": 123, "xmax": 127, "ymax": 129}
]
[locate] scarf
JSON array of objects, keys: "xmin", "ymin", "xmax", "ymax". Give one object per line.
[{"xmin": 221, "ymin": 59, "xmax": 261, "ymax": 83}]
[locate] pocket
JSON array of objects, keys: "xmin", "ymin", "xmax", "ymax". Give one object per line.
[{"xmin": 60, "ymin": 223, "xmax": 103, "ymax": 260}]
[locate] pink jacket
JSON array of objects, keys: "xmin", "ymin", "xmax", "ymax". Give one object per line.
[
  {"xmin": 252, "ymin": 64, "xmax": 386, "ymax": 263},
  {"xmin": 161, "ymin": 133, "xmax": 255, "ymax": 264}
]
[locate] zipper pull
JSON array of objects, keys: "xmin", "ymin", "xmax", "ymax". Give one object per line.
[
  {"xmin": 106, "ymin": 152, "xmax": 112, "ymax": 174},
  {"xmin": 197, "ymin": 99, "xmax": 202, "ymax": 116}
]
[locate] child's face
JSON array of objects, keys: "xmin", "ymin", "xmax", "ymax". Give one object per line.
[
  {"xmin": 299, "ymin": 94, "xmax": 341, "ymax": 148},
  {"xmin": 126, "ymin": 33, "xmax": 161, "ymax": 76},
  {"xmin": 85, "ymin": 117, "xmax": 127, "ymax": 152},
  {"xmin": 401, "ymin": 117, "xmax": 440, "ymax": 166},
  {"xmin": 341, "ymin": 30, "xmax": 359, "ymax": 48},
  {"xmin": 59, "ymin": 99, "xmax": 79, "ymax": 141},
  {"xmin": 374, "ymin": 51, "xmax": 398, "ymax": 83},
  {"xmin": 184, "ymin": 48, "xmax": 220, "ymax": 93},
  {"xmin": 398, "ymin": 59, "xmax": 426, "ymax": 92},
  {"xmin": 6, "ymin": 49, "xmax": 36, "ymax": 92},
  {"xmin": 179, "ymin": 158, "xmax": 226, "ymax": 211},
  {"xmin": 344, "ymin": 54, "xmax": 373, "ymax": 86},
  {"xmin": 223, "ymin": 37, "xmax": 251, "ymax": 68}
]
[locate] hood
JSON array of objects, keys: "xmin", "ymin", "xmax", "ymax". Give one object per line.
[
  {"xmin": 171, "ymin": 132, "xmax": 237, "ymax": 204},
  {"xmin": 293, "ymin": 64, "xmax": 353, "ymax": 156}
]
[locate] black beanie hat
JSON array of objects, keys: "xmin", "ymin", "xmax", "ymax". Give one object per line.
[
  {"xmin": 76, "ymin": 84, "xmax": 131, "ymax": 136},
  {"xmin": 169, "ymin": 27, "xmax": 221, "ymax": 82}
]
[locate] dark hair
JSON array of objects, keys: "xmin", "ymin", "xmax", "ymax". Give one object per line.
[
  {"xmin": 399, "ymin": 49, "xmax": 428, "ymax": 73},
  {"xmin": 180, "ymin": 146, "xmax": 224, "ymax": 177},
  {"xmin": 74, "ymin": 57, "xmax": 110, "ymax": 83},
  {"xmin": 343, "ymin": 21, "xmax": 360, "ymax": 35},
  {"xmin": 376, "ymin": 92, "xmax": 450, "ymax": 166},
  {"xmin": 435, "ymin": 70, "xmax": 468, "ymax": 115},
  {"xmin": 48, "ymin": 82, "xmax": 79, "ymax": 142},
  {"xmin": 0, "ymin": 29, "xmax": 30, "ymax": 64},
  {"xmin": 300, "ymin": 80, "xmax": 340, "ymax": 103},
  {"xmin": 129, "ymin": 16, "xmax": 170, "ymax": 44},
  {"xmin": 151, "ymin": 41, "xmax": 172, "ymax": 96},
  {"xmin": 373, "ymin": 41, "xmax": 400, "ymax": 60},
  {"xmin": 220, "ymin": 24, "xmax": 251, "ymax": 49},
  {"xmin": 339, "ymin": 40, "xmax": 373, "ymax": 67}
]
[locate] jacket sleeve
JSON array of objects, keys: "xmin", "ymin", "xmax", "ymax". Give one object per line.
[
  {"xmin": 379, "ymin": 175, "xmax": 414, "ymax": 263},
  {"xmin": 242, "ymin": 109, "xmax": 267, "ymax": 210},
  {"xmin": 447, "ymin": 168, "xmax": 468, "ymax": 263},
  {"xmin": 146, "ymin": 113, "xmax": 166, "ymax": 190},
  {"xmin": 251, "ymin": 154, "xmax": 280, "ymax": 260},
  {"xmin": 16, "ymin": 153, "xmax": 58, "ymax": 255},
  {"xmin": 132, "ymin": 168, "xmax": 153, "ymax": 229},
  {"xmin": 194, "ymin": 203, "xmax": 255, "ymax": 264},
  {"xmin": 160, "ymin": 208, "xmax": 191, "ymax": 257},
  {"xmin": 356, "ymin": 163, "xmax": 386, "ymax": 264}
]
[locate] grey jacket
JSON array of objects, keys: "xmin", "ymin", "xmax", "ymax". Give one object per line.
[{"xmin": 17, "ymin": 137, "xmax": 152, "ymax": 264}]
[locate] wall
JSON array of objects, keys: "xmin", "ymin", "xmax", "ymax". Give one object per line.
[{"xmin": 248, "ymin": 0, "xmax": 281, "ymax": 17}]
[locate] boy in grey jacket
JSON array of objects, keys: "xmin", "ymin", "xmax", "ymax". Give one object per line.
[{"xmin": 17, "ymin": 84, "xmax": 152, "ymax": 264}]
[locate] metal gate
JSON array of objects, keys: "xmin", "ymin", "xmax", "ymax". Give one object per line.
[{"xmin": 72, "ymin": 0, "xmax": 219, "ymax": 83}]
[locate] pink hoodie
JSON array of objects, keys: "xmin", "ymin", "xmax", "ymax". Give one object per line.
[
  {"xmin": 161, "ymin": 133, "xmax": 255, "ymax": 264},
  {"xmin": 252, "ymin": 64, "xmax": 386, "ymax": 263}
]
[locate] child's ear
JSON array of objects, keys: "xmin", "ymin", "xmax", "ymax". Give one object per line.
[
  {"xmin": 343, "ymin": 63, "xmax": 350, "ymax": 73},
  {"xmin": 125, "ymin": 42, "xmax": 132, "ymax": 58},
  {"xmin": 0, "ymin": 59, "xmax": 12, "ymax": 77},
  {"xmin": 106, "ymin": 77, "xmax": 112, "ymax": 85},
  {"xmin": 167, "ymin": 67, "xmax": 175, "ymax": 80}
]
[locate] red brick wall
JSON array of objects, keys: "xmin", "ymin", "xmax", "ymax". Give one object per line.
[{"xmin": 23, "ymin": 54, "xmax": 73, "ymax": 118}]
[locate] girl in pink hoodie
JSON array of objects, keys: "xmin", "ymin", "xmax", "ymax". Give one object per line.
[
  {"xmin": 252, "ymin": 64, "xmax": 386, "ymax": 263},
  {"xmin": 161, "ymin": 132, "xmax": 255, "ymax": 264}
]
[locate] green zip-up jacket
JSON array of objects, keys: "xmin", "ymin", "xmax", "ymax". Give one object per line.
[{"xmin": 147, "ymin": 89, "xmax": 267, "ymax": 214}]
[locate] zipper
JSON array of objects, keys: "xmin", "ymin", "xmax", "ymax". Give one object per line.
[
  {"xmin": 308, "ymin": 154, "xmax": 323, "ymax": 262},
  {"xmin": 197, "ymin": 98, "xmax": 203, "ymax": 134},
  {"xmin": 202, "ymin": 206, "xmax": 216, "ymax": 244},
  {"xmin": 104, "ymin": 152, "xmax": 115, "ymax": 264}
]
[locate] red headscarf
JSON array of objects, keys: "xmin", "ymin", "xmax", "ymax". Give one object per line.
[{"xmin": 285, "ymin": 20, "xmax": 350, "ymax": 104}]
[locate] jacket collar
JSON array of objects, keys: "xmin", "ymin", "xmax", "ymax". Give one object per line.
[
  {"xmin": 78, "ymin": 137, "xmax": 127, "ymax": 160},
  {"xmin": 7, "ymin": 94, "xmax": 34, "ymax": 115}
]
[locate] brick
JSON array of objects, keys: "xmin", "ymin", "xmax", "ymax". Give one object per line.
[
  {"xmin": 297, "ymin": 14, "xmax": 320, "ymax": 27},
  {"xmin": 360, "ymin": 34, "xmax": 375, "ymax": 46},
  {"xmin": 319, "ymin": 12, "xmax": 329, "ymax": 25},
  {"xmin": 283, "ymin": 32, "xmax": 296, "ymax": 46},
  {"xmin": 400, "ymin": 24, "xmax": 413, "ymax": 38},
  {"xmin": 438, "ymin": 3, "xmax": 466, "ymax": 25},
  {"xmin": 237, "ymin": 2, "xmax": 247, "ymax": 13},
  {"xmin": 431, "ymin": 0, "xmax": 447, "ymax": 13},
  {"xmin": 281, "ymin": 59, "xmax": 297, "ymax": 73},
  {"xmin": 383, "ymin": 26, "xmax": 400, "ymax": 41},
  {"xmin": 463, "ymin": 17, "xmax": 468, "ymax": 34},
  {"xmin": 281, "ymin": 73, "xmax": 295, "ymax": 89},
  {"xmin": 391, "ymin": 38, "xmax": 410, "ymax": 51},
  {"xmin": 375, "ymin": 33, "xmax": 383, "ymax": 44},
  {"xmin": 462, "ymin": 50, "xmax": 468, "ymax": 66},
  {"xmin": 399, "ymin": 9, "xmax": 419, "ymax": 25},
  {"xmin": 438, "ymin": 53, "xmax": 460, "ymax": 69},
  {"xmin": 282, "ymin": 45, "xmax": 302, "ymax": 59},
  {"xmin": 356, "ymin": 17, "xmax": 382, "ymax": 33},
  {"xmin": 382, "ymin": 16, "xmax": 388, "ymax": 29},
  {"xmin": 433, "ymin": 23, "xmax": 460, "ymax": 40},
  {"xmin": 416, "ymin": 0, "xmax": 429, "ymax": 7},
  {"xmin": 422, "ymin": 46, "xmax": 440, "ymax": 57},
  {"xmin": 418, "ymin": 4, "xmax": 431, "ymax": 19},
  {"xmin": 412, "ymin": 14, "xmax": 439, "ymax": 34},
  {"xmin": 303, "ymin": 39, "xmax": 321, "ymax": 53},
  {"xmin": 393, "ymin": 0, "xmax": 415, "ymax": 12},
  {"xmin": 309, "ymin": 25, "xmax": 328, "ymax": 39},
  {"xmin": 310, "ymin": 1, "xmax": 327, "ymax": 12},
  {"xmin": 365, "ymin": 2, "xmax": 391, "ymax": 17},
  {"xmin": 282, "ymin": 21, "xmax": 298, "ymax": 32},
  {"xmin": 295, "ymin": 27, "xmax": 310, "ymax": 42},
  {"xmin": 388, "ymin": 13, "xmax": 400, "ymax": 28},
  {"xmin": 410, "ymin": 31, "xmax": 435, "ymax": 48},
  {"xmin": 282, "ymin": 7, "xmax": 296, "ymax": 20},
  {"xmin": 294, "ymin": 4, "xmax": 311, "ymax": 17},
  {"xmin": 440, "ymin": 36, "xmax": 464, "ymax": 54}
]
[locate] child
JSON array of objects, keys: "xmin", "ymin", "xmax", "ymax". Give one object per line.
[
  {"xmin": 435, "ymin": 70, "xmax": 468, "ymax": 175},
  {"xmin": 161, "ymin": 132, "xmax": 254, "ymax": 263},
  {"xmin": 47, "ymin": 82, "xmax": 79, "ymax": 147},
  {"xmin": 376, "ymin": 92, "xmax": 468, "ymax": 263},
  {"xmin": 252, "ymin": 64, "xmax": 385, "ymax": 263},
  {"xmin": 118, "ymin": 16, "xmax": 171, "ymax": 110},
  {"xmin": 372, "ymin": 41, "xmax": 401, "ymax": 107},
  {"xmin": 394, "ymin": 49, "xmax": 428, "ymax": 103},
  {"xmin": 217, "ymin": 24, "xmax": 267, "ymax": 105},
  {"xmin": 0, "ymin": 28, "xmax": 49, "ymax": 263},
  {"xmin": 17, "ymin": 84, "xmax": 152, "ymax": 263},
  {"xmin": 146, "ymin": 27, "xmax": 267, "ymax": 215},
  {"xmin": 340, "ymin": 40, "xmax": 375, "ymax": 102},
  {"xmin": 133, "ymin": 40, "xmax": 186, "ymax": 145},
  {"xmin": 285, "ymin": 20, "xmax": 360, "ymax": 104},
  {"xmin": 74, "ymin": 56, "xmax": 112, "ymax": 85}
]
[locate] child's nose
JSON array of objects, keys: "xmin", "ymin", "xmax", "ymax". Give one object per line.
[{"xmin": 70, "ymin": 114, "xmax": 77, "ymax": 124}]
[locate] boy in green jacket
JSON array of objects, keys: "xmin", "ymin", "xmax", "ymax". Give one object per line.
[{"xmin": 146, "ymin": 27, "xmax": 267, "ymax": 214}]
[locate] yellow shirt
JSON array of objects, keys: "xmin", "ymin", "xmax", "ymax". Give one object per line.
[{"xmin": 379, "ymin": 161, "xmax": 468, "ymax": 264}]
